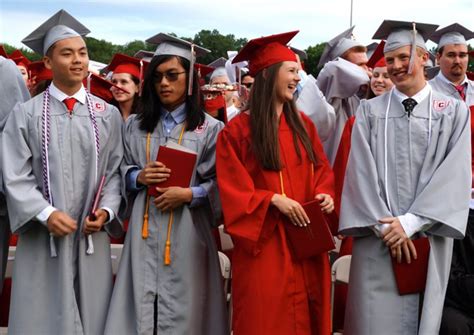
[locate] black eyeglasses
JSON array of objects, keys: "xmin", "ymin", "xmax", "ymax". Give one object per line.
[
  {"xmin": 153, "ymin": 71, "xmax": 186, "ymax": 83},
  {"xmin": 242, "ymin": 82, "xmax": 253, "ymax": 89}
]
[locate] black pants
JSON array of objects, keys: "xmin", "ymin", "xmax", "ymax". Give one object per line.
[{"xmin": 440, "ymin": 306, "xmax": 474, "ymax": 335}]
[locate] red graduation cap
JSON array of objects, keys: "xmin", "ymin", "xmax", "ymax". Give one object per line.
[
  {"xmin": 0, "ymin": 45, "xmax": 7, "ymax": 58},
  {"xmin": 195, "ymin": 63, "xmax": 215, "ymax": 78},
  {"xmin": 367, "ymin": 40, "xmax": 386, "ymax": 69},
  {"xmin": 83, "ymin": 73, "xmax": 129, "ymax": 103},
  {"xmin": 29, "ymin": 61, "xmax": 53, "ymax": 82},
  {"xmin": 232, "ymin": 31, "xmax": 298, "ymax": 76},
  {"xmin": 107, "ymin": 53, "xmax": 143, "ymax": 79},
  {"xmin": 9, "ymin": 50, "xmax": 31, "ymax": 69}
]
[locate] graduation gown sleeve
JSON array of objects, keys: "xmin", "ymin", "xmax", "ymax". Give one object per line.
[{"xmin": 216, "ymin": 124, "xmax": 276, "ymax": 249}]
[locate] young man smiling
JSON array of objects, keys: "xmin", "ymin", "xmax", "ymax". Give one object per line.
[
  {"xmin": 2, "ymin": 9, "xmax": 123, "ymax": 335},
  {"xmin": 339, "ymin": 20, "xmax": 471, "ymax": 334}
]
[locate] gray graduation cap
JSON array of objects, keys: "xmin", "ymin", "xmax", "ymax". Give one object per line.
[
  {"xmin": 290, "ymin": 46, "xmax": 307, "ymax": 60},
  {"xmin": 426, "ymin": 51, "xmax": 436, "ymax": 67},
  {"xmin": 317, "ymin": 26, "xmax": 364, "ymax": 68},
  {"xmin": 372, "ymin": 20, "xmax": 438, "ymax": 53},
  {"xmin": 208, "ymin": 57, "xmax": 227, "ymax": 69},
  {"xmin": 429, "ymin": 23, "xmax": 474, "ymax": 49},
  {"xmin": 425, "ymin": 65, "xmax": 440, "ymax": 80},
  {"xmin": 134, "ymin": 49, "xmax": 155, "ymax": 62},
  {"xmin": 146, "ymin": 33, "xmax": 210, "ymax": 62},
  {"xmin": 22, "ymin": 9, "xmax": 90, "ymax": 55},
  {"xmin": 366, "ymin": 42, "xmax": 379, "ymax": 59}
]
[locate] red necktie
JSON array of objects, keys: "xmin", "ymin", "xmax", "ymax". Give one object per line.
[
  {"xmin": 63, "ymin": 97, "xmax": 77, "ymax": 113},
  {"xmin": 454, "ymin": 84, "xmax": 466, "ymax": 101}
]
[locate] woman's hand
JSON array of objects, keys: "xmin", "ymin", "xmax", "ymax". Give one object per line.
[
  {"xmin": 271, "ymin": 194, "xmax": 309, "ymax": 227},
  {"xmin": 315, "ymin": 193, "xmax": 334, "ymax": 214},
  {"xmin": 153, "ymin": 187, "xmax": 193, "ymax": 211},
  {"xmin": 137, "ymin": 161, "xmax": 170, "ymax": 186}
]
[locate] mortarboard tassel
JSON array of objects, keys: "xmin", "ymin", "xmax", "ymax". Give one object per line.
[
  {"xmin": 164, "ymin": 211, "xmax": 174, "ymax": 265},
  {"xmin": 188, "ymin": 44, "xmax": 195, "ymax": 96},
  {"xmin": 86, "ymin": 235, "xmax": 94, "ymax": 255},
  {"xmin": 142, "ymin": 196, "xmax": 150, "ymax": 239},
  {"xmin": 139, "ymin": 60, "xmax": 144, "ymax": 97},
  {"xmin": 49, "ymin": 235, "xmax": 57, "ymax": 258},
  {"xmin": 408, "ymin": 22, "xmax": 417, "ymax": 74}
]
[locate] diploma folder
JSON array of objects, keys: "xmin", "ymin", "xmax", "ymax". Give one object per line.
[
  {"xmin": 284, "ymin": 199, "xmax": 336, "ymax": 261},
  {"xmin": 391, "ymin": 237, "xmax": 430, "ymax": 295},
  {"xmin": 147, "ymin": 142, "xmax": 197, "ymax": 197}
]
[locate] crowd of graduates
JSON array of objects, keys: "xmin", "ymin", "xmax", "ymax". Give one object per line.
[{"xmin": 0, "ymin": 8, "xmax": 473, "ymax": 335}]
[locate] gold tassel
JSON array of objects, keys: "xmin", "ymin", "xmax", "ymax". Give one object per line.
[
  {"xmin": 142, "ymin": 196, "xmax": 150, "ymax": 239},
  {"xmin": 164, "ymin": 211, "xmax": 174, "ymax": 265}
]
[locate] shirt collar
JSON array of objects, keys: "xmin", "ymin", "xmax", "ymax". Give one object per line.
[
  {"xmin": 438, "ymin": 71, "xmax": 468, "ymax": 87},
  {"xmin": 393, "ymin": 83, "xmax": 431, "ymax": 104},
  {"xmin": 49, "ymin": 82, "xmax": 87, "ymax": 105},
  {"xmin": 161, "ymin": 103, "xmax": 187, "ymax": 124}
]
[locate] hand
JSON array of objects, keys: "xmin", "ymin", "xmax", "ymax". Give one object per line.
[
  {"xmin": 83, "ymin": 209, "xmax": 109, "ymax": 234},
  {"xmin": 315, "ymin": 193, "xmax": 334, "ymax": 214},
  {"xmin": 137, "ymin": 161, "xmax": 171, "ymax": 186},
  {"xmin": 390, "ymin": 239, "xmax": 418, "ymax": 264},
  {"xmin": 271, "ymin": 194, "xmax": 309, "ymax": 227},
  {"xmin": 47, "ymin": 211, "xmax": 77, "ymax": 237},
  {"xmin": 154, "ymin": 187, "xmax": 193, "ymax": 211},
  {"xmin": 380, "ymin": 217, "xmax": 408, "ymax": 248},
  {"xmin": 336, "ymin": 234, "xmax": 345, "ymax": 240}
]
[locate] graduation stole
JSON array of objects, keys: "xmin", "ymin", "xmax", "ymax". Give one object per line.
[
  {"xmin": 143, "ymin": 124, "xmax": 186, "ymax": 266},
  {"xmin": 41, "ymin": 87, "xmax": 100, "ymax": 257}
]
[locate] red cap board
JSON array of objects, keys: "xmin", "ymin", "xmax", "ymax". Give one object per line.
[
  {"xmin": 83, "ymin": 73, "xmax": 129, "ymax": 103},
  {"xmin": 195, "ymin": 63, "xmax": 215, "ymax": 78},
  {"xmin": 232, "ymin": 31, "xmax": 299, "ymax": 76},
  {"xmin": 29, "ymin": 61, "xmax": 53, "ymax": 81},
  {"xmin": 107, "ymin": 53, "xmax": 143, "ymax": 79},
  {"xmin": 367, "ymin": 40, "xmax": 386, "ymax": 69}
]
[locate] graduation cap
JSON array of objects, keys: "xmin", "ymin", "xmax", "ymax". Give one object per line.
[
  {"xmin": 425, "ymin": 51, "xmax": 436, "ymax": 68},
  {"xmin": 318, "ymin": 26, "xmax": 364, "ymax": 68},
  {"xmin": 0, "ymin": 45, "xmax": 7, "ymax": 58},
  {"xmin": 22, "ymin": 9, "xmax": 90, "ymax": 55},
  {"xmin": 11, "ymin": 55, "xmax": 31, "ymax": 69},
  {"xmin": 195, "ymin": 63, "xmax": 214, "ymax": 78},
  {"xmin": 29, "ymin": 61, "xmax": 53, "ymax": 82},
  {"xmin": 366, "ymin": 42, "xmax": 379, "ymax": 59},
  {"xmin": 425, "ymin": 66, "xmax": 440, "ymax": 80},
  {"xmin": 208, "ymin": 57, "xmax": 227, "ymax": 69},
  {"xmin": 134, "ymin": 49, "xmax": 154, "ymax": 62},
  {"xmin": 430, "ymin": 23, "xmax": 474, "ymax": 49},
  {"xmin": 290, "ymin": 46, "xmax": 307, "ymax": 60},
  {"xmin": 373, "ymin": 20, "xmax": 438, "ymax": 73},
  {"xmin": 107, "ymin": 53, "xmax": 142, "ymax": 80},
  {"xmin": 210, "ymin": 67, "xmax": 230, "ymax": 82},
  {"xmin": 146, "ymin": 32, "xmax": 210, "ymax": 95},
  {"xmin": 83, "ymin": 73, "xmax": 128, "ymax": 103},
  {"xmin": 367, "ymin": 41, "xmax": 386, "ymax": 69},
  {"xmin": 232, "ymin": 31, "xmax": 298, "ymax": 77}
]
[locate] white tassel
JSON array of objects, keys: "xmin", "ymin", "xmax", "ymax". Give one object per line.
[
  {"xmin": 86, "ymin": 234, "xmax": 94, "ymax": 255},
  {"xmin": 49, "ymin": 234, "xmax": 57, "ymax": 258}
]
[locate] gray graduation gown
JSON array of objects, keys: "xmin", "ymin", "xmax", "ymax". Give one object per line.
[
  {"xmin": 2, "ymin": 92, "xmax": 124, "ymax": 335},
  {"xmin": 339, "ymin": 88, "xmax": 471, "ymax": 335},
  {"xmin": 429, "ymin": 73, "xmax": 474, "ymax": 106},
  {"xmin": 104, "ymin": 113, "xmax": 228, "ymax": 335},
  {"xmin": 0, "ymin": 56, "xmax": 30, "ymax": 294},
  {"xmin": 296, "ymin": 73, "xmax": 336, "ymax": 142},
  {"xmin": 316, "ymin": 57, "xmax": 369, "ymax": 166}
]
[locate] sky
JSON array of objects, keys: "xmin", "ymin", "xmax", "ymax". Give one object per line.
[{"xmin": 1, "ymin": 0, "xmax": 473, "ymax": 53}]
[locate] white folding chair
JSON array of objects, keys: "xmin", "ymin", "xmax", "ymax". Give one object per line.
[
  {"xmin": 110, "ymin": 244, "xmax": 123, "ymax": 275},
  {"xmin": 330, "ymin": 255, "xmax": 351, "ymax": 335},
  {"xmin": 218, "ymin": 225, "xmax": 234, "ymax": 252},
  {"xmin": 218, "ymin": 251, "xmax": 232, "ymax": 332}
]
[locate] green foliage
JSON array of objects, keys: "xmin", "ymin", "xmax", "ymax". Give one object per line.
[
  {"xmin": 304, "ymin": 43, "xmax": 326, "ymax": 77},
  {"xmin": 191, "ymin": 29, "xmax": 247, "ymax": 65},
  {"xmin": 1, "ymin": 43, "xmax": 42, "ymax": 61}
]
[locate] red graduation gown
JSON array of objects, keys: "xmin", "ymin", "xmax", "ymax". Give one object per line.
[{"xmin": 216, "ymin": 111, "xmax": 334, "ymax": 335}]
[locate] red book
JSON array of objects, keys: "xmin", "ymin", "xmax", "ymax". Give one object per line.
[
  {"xmin": 284, "ymin": 199, "xmax": 336, "ymax": 261},
  {"xmin": 391, "ymin": 237, "xmax": 430, "ymax": 295},
  {"xmin": 147, "ymin": 142, "xmax": 197, "ymax": 197}
]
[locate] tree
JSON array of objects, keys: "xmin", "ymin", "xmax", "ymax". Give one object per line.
[
  {"xmin": 192, "ymin": 29, "xmax": 247, "ymax": 65},
  {"xmin": 305, "ymin": 43, "xmax": 326, "ymax": 77}
]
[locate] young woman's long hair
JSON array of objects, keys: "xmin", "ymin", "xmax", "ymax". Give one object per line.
[
  {"xmin": 248, "ymin": 62, "xmax": 318, "ymax": 171},
  {"xmin": 111, "ymin": 74, "xmax": 141, "ymax": 117},
  {"xmin": 137, "ymin": 55, "xmax": 205, "ymax": 133}
]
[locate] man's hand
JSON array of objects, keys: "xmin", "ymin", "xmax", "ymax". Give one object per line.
[
  {"xmin": 137, "ymin": 161, "xmax": 171, "ymax": 186},
  {"xmin": 390, "ymin": 239, "xmax": 418, "ymax": 264},
  {"xmin": 380, "ymin": 216, "xmax": 409, "ymax": 248},
  {"xmin": 154, "ymin": 187, "xmax": 193, "ymax": 211},
  {"xmin": 83, "ymin": 209, "xmax": 109, "ymax": 234},
  {"xmin": 47, "ymin": 211, "xmax": 77, "ymax": 237}
]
